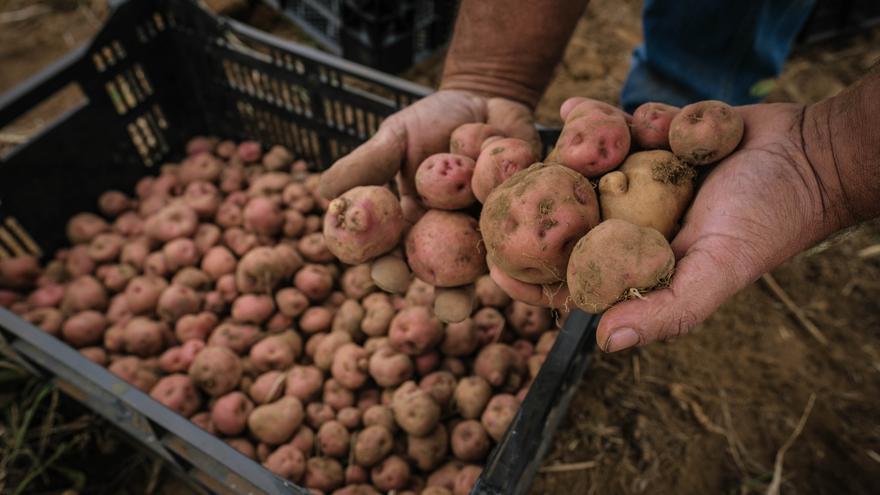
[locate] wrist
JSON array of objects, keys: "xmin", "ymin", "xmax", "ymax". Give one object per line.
[{"xmin": 440, "ymin": 61, "xmax": 545, "ymax": 109}]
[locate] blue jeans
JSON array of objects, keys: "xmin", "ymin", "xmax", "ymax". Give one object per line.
[{"xmin": 620, "ymin": 0, "xmax": 816, "ymax": 112}]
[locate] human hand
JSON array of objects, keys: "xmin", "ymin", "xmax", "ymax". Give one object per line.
[{"xmin": 318, "ymin": 90, "xmax": 539, "ymax": 221}]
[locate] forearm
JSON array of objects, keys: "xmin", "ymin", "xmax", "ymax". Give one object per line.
[
  {"xmin": 440, "ymin": 0, "xmax": 587, "ymax": 108},
  {"xmin": 803, "ymin": 64, "xmax": 880, "ymax": 231}
]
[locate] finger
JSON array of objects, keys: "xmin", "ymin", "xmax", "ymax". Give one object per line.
[
  {"xmin": 489, "ymin": 260, "xmax": 570, "ymax": 308},
  {"xmin": 596, "ymin": 246, "xmax": 751, "ymax": 352},
  {"xmin": 318, "ymin": 123, "xmax": 407, "ymax": 199},
  {"xmin": 486, "ymin": 98, "xmax": 541, "ymax": 152}
]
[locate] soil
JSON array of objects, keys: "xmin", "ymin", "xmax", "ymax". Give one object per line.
[{"xmin": 1, "ymin": 1, "xmax": 878, "ymax": 494}]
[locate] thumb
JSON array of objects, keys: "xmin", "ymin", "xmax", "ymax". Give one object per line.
[
  {"xmin": 318, "ymin": 123, "xmax": 407, "ymax": 199},
  {"xmin": 596, "ymin": 246, "xmax": 751, "ymax": 352}
]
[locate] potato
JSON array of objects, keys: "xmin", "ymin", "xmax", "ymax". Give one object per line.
[
  {"xmin": 250, "ymin": 330, "xmax": 302, "ymax": 371},
  {"xmin": 207, "ymin": 322, "xmax": 261, "ymax": 354},
  {"xmin": 371, "ymin": 455, "xmax": 410, "ymax": 492},
  {"xmin": 472, "ymin": 138, "xmax": 540, "ymax": 203},
  {"xmin": 415, "ymin": 153, "xmax": 478, "ymax": 210},
  {"xmin": 422, "ymin": 488, "xmax": 452, "ymax": 495},
  {"xmin": 405, "ymin": 210, "xmax": 486, "ymax": 287},
  {"xmin": 179, "ymin": 152, "xmax": 222, "ymax": 184},
  {"xmin": 157, "ymin": 284, "xmax": 202, "ymax": 322},
  {"xmin": 61, "ymin": 275, "xmax": 108, "ymax": 313},
  {"xmin": 120, "ymin": 237, "xmax": 151, "ymax": 270},
  {"xmin": 474, "ymin": 275, "xmax": 510, "ymax": 308},
  {"xmin": 414, "ymin": 350, "xmax": 441, "ymax": 376},
  {"xmin": 454, "ymin": 377, "xmax": 492, "ymax": 419},
  {"xmin": 404, "ymin": 278, "xmax": 435, "ymax": 307},
  {"xmin": 631, "ymin": 102, "xmax": 679, "ymax": 150},
  {"xmin": 331, "ymin": 299, "xmax": 365, "ymax": 336},
  {"xmin": 308, "ymin": 403, "xmax": 337, "ymax": 429},
  {"xmin": 263, "ymin": 444, "xmax": 305, "ymax": 482},
  {"xmin": 248, "ymin": 396, "xmax": 304, "ymax": 444},
  {"xmin": 60, "ymin": 310, "xmax": 106, "ymax": 348},
  {"xmin": 236, "ymin": 245, "xmax": 302, "ymax": 293},
  {"xmin": 346, "ymin": 464, "xmax": 369, "ymax": 485},
  {"xmin": 201, "ymin": 246, "xmax": 237, "ymax": 280},
  {"xmin": 322, "ymin": 186, "xmax": 404, "ymax": 264},
  {"xmin": 223, "ymin": 228, "xmax": 259, "ymax": 257},
  {"xmin": 337, "ymin": 407, "xmax": 361, "ymax": 429},
  {"xmin": 334, "ymin": 484, "xmax": 380, "ymax": 495},
  {"xmin": 474, "ymin": 344, "xmax": 517, "ymax": 387},
  {"xmin": 145, "ymin": 203, "xmax": 198, "ymax": 243},
  {"xmin": 317, "ymin": 420, "xmax": 350, "ymax": 458},
  {"xmin": 173, "ymin": 269, "xmax": 212, "ymax": 294},
  {"xmin": 158, "ymin": 339, "xmax": 205, "ymax": 373},
  {"xmin": 472, "ymin": 308, "xmax": 505, "ymax": 346},
  {"xmin": 122, "ymin": 317, "xmax": 167, "ymax": 357},
  {"xmin": 314, "ymin": 332, "xmax": 352, "ymax": 370},
  {"xmin": 211, "ymin": 391, "xmax": 254, "ymax": 436},
  {"xmin": 216, "ymin": 201, "xmax": 243, "ymax": 228},
  {"xmin": 323, "ymin": 379, "xmax": 355, "ymax": 410},
  {"xmin": 294, "ymin": 264, "xmax": 334, "ymax": 302},
  {"xmin": 453, "ymin": 465, "xmax": 482, "ymax": 495},
  {"xmin": 341, "ymin": 264, "xmax": 377, "ymax": 300},
  {"xmin": 450, "ymin": 123, "xmax": 503, "ymax": 160},
  {"xmin": 548, "ymin": 98, "xmax": 631, "ymax": 176},
  {"xmin": 283, "ymin": 183, "xmax": 315, "ymax": 212},
  {"xmin": 506, "ymin": 301, "xmax": 551, "ymax": 340},
  {"xmin": 276, "ymin": 288, "xmax": 309, "ymax": 318},
  {"xmin": 190, "ymin": 412, "xmax": 214, "ymax": 434},
  {"xmin": 298, "ymin": 232, "xmax": 335, "ymax": 263},
  {"xmin": 361, "ymin": 296, "xmax": 395, "ymax": 337},
  {"xmin": 237, "ymin": 140, "xmax": 263, "ymax": 162},
  {"xmin": 248, "ymin": 172, "xmax": 292, "ymax": 197},
  {"xmin": 231, "ymin": 294, "xmax": 275, "ymax": 324},
  {"xmin": 481, "ymin": 394, "xmax": 519, "ymax": 441},
  {"xmin": 96, "ymin": 265, "xmax": 137, "ymax": 293},
  {"xmin": 114, "ymin": 212, "xmax": 145, "ymax": 238},
  {"xmin": 122, "ymin": 275, "xmax": 165, "ymax": 315},
  {"xmin": 189, "ymin": 346, "xmax": 243, "ymax": 396},
  {"xmin": 451, "ymin": 420, "xmax": 491, "ymax": 462},
  {"xmin": 439, "ymin": 319, "xmax": 478, "ymax": 357},
  {"xmin": 249, "ymin": 370, "xmax": 286, "ymax": 404},
  {"xmin": 669, "ymin": 100, "xmax": 744, "ymax": 165},
  {"xmin": 433, "ymin": 286, "xmax": 475, "ymax": 324},
  {"xmin": 149, "ymin": 374, "xmax": 201, "ymax": 417},
  {"xmin": 386, "ymin": 306, "xmax": 443, "ymax": 356},
  {"xmin": 330, "ymin": 343, "xmax": 369, "ymax": 390},
  {"xmin": 174, "ymin": 312, "xmax": 217, "ymax": 342},
  {"xmin": 419, "ymin": 371, "xmax": 457, "ymax": 408},
  {"xmin": 535, "ymin": 330, "xmax": 559, "ymax": 355},
  {"xmin": 24, "ymin": 307, "xmax": 64, "ymax": 335},
  {"xmin": 285, "ymin": 365, "xmax": 324, "ymax": 401},
  {"xmin": 98, "ymin": 190, "xmax": 135, "ymax": 217},
  {"xmin": 370, "ymin": 255, "xmax": 411, "ymax": 294},
  {"xmin": 87, "ymin": 233, "xmax": 125, "ymax": 263},
  {"xmin": 391, "ymin": 381, "xmax": 441, "ymax": 436},
  {"xmin": 407, "ymin": 424, "xmax": 448, "ymax": 471},
  {"xmin": 79, "ymin": 346, "xmax": 107, "ymax": 365},
  {"xmin": 362, "ymin": 405, "xmax": 395, "ymax": 431},
  {"xmin": 282, "ymin": 209, "xmax": 306, "ymax": 237},
  {"xmin": 567, "ymin": 219, "xmax": 675, "ymax": 313},
  {"xmin": 353, "ymin": 424, "xmax": 394, "ymax": 467},
  {"xmin": 144, "ymin": 251, "xmax": 169, "ymax": 277},
  {"xmin": 480, "ymin": 162, "xmax": 600, "ymax": 284},
  {"xmin": 67, "ymin": 213, "xmax": 109, "ymax": 244},
  {"xmin": 243, "ymin": 196, "xmax": 284, "ymax": 236},
  {"xmin": 304, "ymin": 457, "xmax": 344, "ymax": 492},
  {"xmin": 598, "ymin": 150, "xmax": 696, "ymax": 239},
  {"xmin": 368, "ymin": 347, "xmax": 413, "ymax": 387},
  {"xmin": 291, "ymin": 425, "xmax": 315, "ymax": 453},
  {"xmin": 109, "ymin": 356, "xmax": 158, "ymax": 391},
  {"xmin": 441, "ymin": 357, "xmax": 468, "ymax": 378}
]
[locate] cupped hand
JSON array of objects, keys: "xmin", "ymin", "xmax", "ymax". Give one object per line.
[{"xmin": 318, "ymin": 90, "xmax": 539, "ymax": 220}]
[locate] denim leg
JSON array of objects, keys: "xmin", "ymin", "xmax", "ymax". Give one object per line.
[{"xmin": 620, "ymin": 0, "xmax": 816, "ymax": 112}]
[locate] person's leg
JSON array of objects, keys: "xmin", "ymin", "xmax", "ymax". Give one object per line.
[{"xmin": 620, "ymin": 0, "xmax": 816, "ymax": 112}]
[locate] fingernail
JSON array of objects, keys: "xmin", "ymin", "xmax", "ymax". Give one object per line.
[{"xmin": 604, "ymin": 328, "xmax": 640, "ymax": 352}]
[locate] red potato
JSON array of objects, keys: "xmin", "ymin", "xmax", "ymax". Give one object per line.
[
  {"xmin": 24, "ymin": 307, "xmax": 64, "ymax": 335},
  {"xmin": 368, "ymin": 347, "xmax": 414, "ymax": 387},
  {"xmin": 304, "ymin": 215, "xmax": 322, "ymax": 235},
  {"xmin": 120, "ymin": 237, "xmax": 151, "ymax": 270},
  {"xmin": 434, "ymin": 286, "xmax": 476, "ymax": 324},
  {"xmin": 527, "ymin": 354, "xmax": 546, "ymax": 379},
  {"xmin": 549, "ymin": 98, "xmax": 631, "ymax": 176},
  {"xmin": 243, "ymin": 196, "xmax": 284, "ymax": 236},
  {"xmin": 473, "ymin": 344, "xmax": 517, "ymax": 387},
  {"xmin": 79, "ymin": 346, "xmax": 107, "ymax": 365},
  {"xmin": 391, "ymin": 381, "xmax": 441, "ymax": 436},
  {"xmin": 353, "ymin": 424, "xmax": 394, "ymax": 467},
  {"xmin": 61, "ymin": 310, "xmax": 107, "ymax": 348},
  {"xmin": 331, "ymin": 299, "xmax": 365, "ymax": 337},
  {"xmin": 98, "ymin": 264, "xmax": 137, "ymax": 293},
  {"xmin": 109, "ymin": 356, "xmax": 158, "ymax": 391},
  {"xmin": 249, "ymin": 370, "xmax": 286, "ymax": 404},
  {"xmin": 422, "ymin": 488, "xmax": 452, "ymax": 495},
  {"xmin": 454, "ymin": 377, "xmax": 492, "ymax": 419},
  {"xmin": 189, "ymin": 346, "xmax": 243, "ymax": 396},
  {"xmin": 231, "ymin": 294, "xmax": 275, "ymax": 324},
  {"xmin": 217, "ymin": 274, "xmax": 238, "ymax": 303},
  {"xmin": 194, "ymin": 223, "xmax": 222, "ymax": 254},
  {"xmin": 144, "ymin": 203, "xmax": 198, "ymax": 243},
  {"xmin": 215, "ymin": 202, "xmax": 243, "ymax": 228},
  {"xmin": 220, "ymin": 164, "xmax": 246, "ymax": 193},
  {"xmin": 162, "ymin": 238, "xmax": 199, "ymax": 271},
  {"xmin": 567, "ymin": 219, "xmax": 675, "ymax": 313},
  {"xmin": 157, "ymin": 284, "xmax": 202, "ymax": 322},
  {"xmin": 87, "ymin": 233, "xmax": 125, "ymax": 263},
  {"xmin": 235, "ymin": 245, "xmax": 302, "ymax": 294},
  {"xmin": 314, "ymin": 332, "xmax": 352, "ymax": 370},
  {"xmin": 371, "ymin": 455, "xmax": 411, "ymax": 492},
  {"xmin": 124, "ymin": 275, "xmax": 166, "ymax": 315},
  {"xmin": 144, "ymin": 251, "xmax": 169, "ymax": 277},
  {"xmin": 341, "ymin": 264, "xmax": 376, "ymax": 300},
  {"xmin": 114, "ymin": 211, "xmax": 144, "ymax": 238},
  {"xmin": 98, "ymin": 190, "xmax": 135, "ymax": 217},
  {"xmin": 472, "ymin": 308, "xmax": 505, "ymax": 346},
  {"xmin": 276, "ymin": 288, "xmax": 309, "ymax": 318},
  {"xmin": 404, "ymin": 278, "xmax": 435, "ymax": 307},
  {"xmin": 211, "ymin": 391, "xmax": 255, "ymax": 436},
  {"xmin": 183, "ymin": 181, "xmax": 222, "ymax": 219},
  {"xmin": 419, "ymin": 371, "xmax": 457, "ymax": 408},
  {"xmin": 370, "ymin": 255, "xmax": 412, "ymax": 294},
  {"xmin": 285, "ymin": 365, "xmax": 323, "ymax": 401},
  {"xmin": 506, "ymin": 301, "xmax": 551, "ymax": 339},
  {"xmin": 471, "ymin": 138, "xmax": 540, "ymax": 203},
  {"xmin": 317, "ymin": 420, "xmax": 350, "ymax": 458},
  {"xmin": 123, "ymin": 317, "xmax": 168, "ymax": 357},
  {"xmin": 450, "ymin": 123, "xmax": 503, "ymax": 160},
  {"xmin": 407, "ymin": 424, "xmax": 448, "ymax": 471},
  {"xmin": 330, "ymin": 343, "xmax": 369, "ymax": 390},
  {"xmin": 441, "ymin": 357, "xmax": 468, "ymax": 378},
  {"xmin": 65, "ymin": 245, "xmax": 96, "ymax": 277},
  {"xmin": 323, "ymin": 186, "xmax": 404, "ymax": 265},
  {"xmin": 669, "ymin": 100, "xmax": 744, "ymax": 165},
  {"xmin": 474, "ymin": 275, "xmax": 510, "ymax": 308},
  {"xmin": 299, "ymin": 306, "xmax": 334, "ymax": 334},
  {"xmin": 215, "ymin": 140, "xmax": 236, "ymax": 158},
  {"xmin": 284, "ymin": 184, "xmax": 316, "ymax": 214},
  {"xmin": 264, "ymin": 444, "xmax": 306, "ymax": 482},
  {"xmin": 207, "ymin": 322, "xmax": 262, "ymax": 354},
  {"xmin": 346, "ymin": 465, "xmax": 369, "ymax": 485},
  {"xmin": 414, "ymin": 350, "xmax": 441, "ymax": 376},
  {"xmin": 185, "ymin": 136, "xmax": 218, "ymax": 155},
  {"xmin": 337, "ymin": 407, "xmax": 362, "ymax": 429},
  {"xmin": 200, "ymin": 246, "xmax": 236, "ymax": 280},
  {"xmin": 250, "ymin": 330, "xmax": 302, "ymax": 371},
  {"xmin": 535, "ymin": 330, "xmax": 559, "ymax": 354},
  {"xmin": 226, "ymin": 438, "xmax": 256, "ymax": 459},
  {"xmin": 481, "ymin": 394, "xmax": 520, "ymax": 441},
  {"xmin": 149, "ymin": 374, "xmax": 202, "ymax": 417},
  {"xmin": 415, "ymin": 153, "xmax": 478, "ymax": 210},
  {"xmin": 405, "ymin": 210, "xmax": 487, "ymax": 287},
  {"xmin": 248, "ymin": 172, "xmax": 292, "ymax": 197},
  {"xmin": 323, "ymin": 379, "xmax": 355, "ymax": 411},
  {"xmin": 236, "ymin": 140, "xmax": 262, "ymax": 162},
  {"xmin": 172, "ymin": 268, "xmax": 212, "ymax": 292},
  {"xmin": 67, "ymin": 213, "xmax": 109, "ymax": 244},
  {"xmin": 427, "ymin": 461, "xmax": 462, "ymax": 490},
  {"xmin": 631, "ymin": 102, "xmax": 679, "ymax": 149},
  {"xmin": 139, "ymin": 195, "xmax": 170, "ymax": 218},
  {"xmin": 283, "ymin": 209, "xmax": 306, "ymax": 237},
  {"xmin": 61, "ymin": 275, "xmax": 108, "ymax": 313},
  {"xmin": 453, "ymin": 465, "xmax": 482, "ymax": 495},
  {"xmin": 307, "ymin": 402, "xmax": 337, "ymax": 429},
  {"xmin": 266, "ymin": 312, "xmax": 293, "ymax": 332},
  {"xmin": 362, "ymin": 405, "xmax": 395, "ymax": 432},
  {"xmin": 27, "ymin": 284, "xmax": 65, "ymax": 308},
  {"xmin": 294, "ymin": 264, "xmax": 334, "ymax": 302},
  {"xmin": 451, "ymin": 420, "xmax": 491, "ymax": 462},
  {"xmin": 179, "ymin": 152, "xmax": 223, "ymax": 184},
  {"xmin": 304, "ymin": 457, "xmax": 344, "ymax": 493},
  {"xmin": 103, "ymin": 323, "xmax": 125, "ymax": 352},
  {"xmin": 222, "ymin": 228, "xmax": 258, "ymax": 257},
  {"xmin": 291, "ymin": 426, "xmax": 315, "ymax": 454},
  {"xmin": 480, "ymin": 162, "xmax": 600, "ymax": 285},
  {"xmin": 361, "ymin": 297, "xmax": 395, "ymax": 337},
  {"xmin": 388, "ymin": 306, "xmax": 443, "ymax": 356},
  {"xmin": 248, "ymin": 396, "xmax": 304, "ymax": 444},
  {"xmin": 440, "ymin": 318, "xmax": 479, "ymax": 356},
  {"xmin": 263, "ymin": 145, "xmax": 293, "ymax": 170},
  {"xmin": 174, "ymin": 312, "xmax": 217, "ymax": 342},
  {"xmin": 158, "ymin": 339, "xmax": 205, "ymax": 373}
]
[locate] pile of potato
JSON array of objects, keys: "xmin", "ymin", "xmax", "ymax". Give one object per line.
[
  {"xmin": 0, "ymin": 137, "xmax": 563, "ymax": 495},
  {"xmin": 323, "ymin": 98, "xmax": 745, "ymax": 317}
]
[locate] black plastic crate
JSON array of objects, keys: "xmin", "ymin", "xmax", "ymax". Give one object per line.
[
  {"xmin": 266, "ymin": 0, "xmax": 457, "ymax": 73},
  {"xmin": 0, "ymin": 1, "xmax": 592, "ymax": 493}
]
